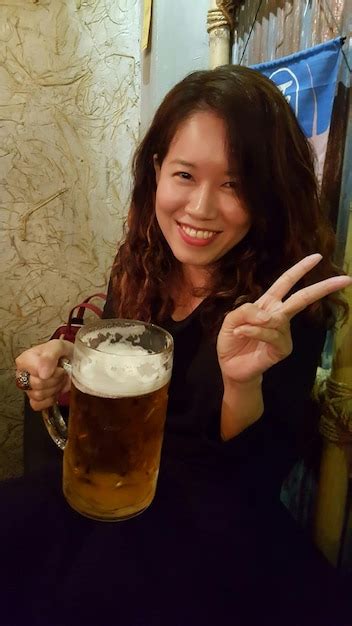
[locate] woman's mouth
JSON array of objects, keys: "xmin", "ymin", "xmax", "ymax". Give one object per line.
[{"xmin": 177, "ymin": 222, "xmax": 220, "ymax": 247}]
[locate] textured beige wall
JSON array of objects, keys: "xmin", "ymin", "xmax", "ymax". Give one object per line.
[{"xmin": 0, "ymin": 0, "xmax": 141, "ymax": 478}]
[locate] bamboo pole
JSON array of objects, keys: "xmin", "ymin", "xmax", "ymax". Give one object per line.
[
  {"xmin": 314, "ymin": 201, "xmax": 352, "ymax": 566},
  {"xmin": 207, "ymin": 1, "xmax": 236, "ymax": 68}
]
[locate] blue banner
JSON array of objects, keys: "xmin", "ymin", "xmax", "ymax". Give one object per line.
[{"xmin": 252, "ymin": 38, "xmax": 343, "ymax": 180}]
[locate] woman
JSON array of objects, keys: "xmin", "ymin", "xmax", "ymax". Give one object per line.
[
  {"xmin": 12, "ymin": 65, "xmax": 352, "ymax": 626},
  {"xmin": 17, "ymin": 64, "xmax": 351, "ymax": 500}
]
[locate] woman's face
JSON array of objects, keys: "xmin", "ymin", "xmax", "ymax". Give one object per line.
[{"xmin": 154, "ymin": 111, "xmax": 251, "ymax": 272}]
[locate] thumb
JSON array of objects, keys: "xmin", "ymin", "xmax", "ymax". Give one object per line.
[
  {"xmin": 37, "ymin": 355, "xmax": 59, "ymax": 380},
  {"xmin": 222, "ymin": 303, "xmax": 271, "ymax": 332},
  {"xmin": 36, "ymin": 339, "xmax": 73, "ymax": 380}
]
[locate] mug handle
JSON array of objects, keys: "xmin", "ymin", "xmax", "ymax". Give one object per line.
[{"xmin": 42, "ymin": 358, "xmax": 72, "ymax": 450}]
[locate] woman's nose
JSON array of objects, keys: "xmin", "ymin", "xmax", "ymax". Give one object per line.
[{"xmin": 184, "ymin": 186, "xmax": 218, "ymax": 220}]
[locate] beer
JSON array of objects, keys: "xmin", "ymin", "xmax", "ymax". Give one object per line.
[{"xmin": 62, "ymin": 322, "xmax": 173, "ymax": 521}]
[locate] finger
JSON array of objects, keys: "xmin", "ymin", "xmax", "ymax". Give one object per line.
[
  {"xmin": 222, "ymin": 303, "xmax": 272, "ymax": 331},
  {"xmin": 25, "ymin": 369, "xmax": 67, "ymax": 391},
  {"xmin": 36, "ymin": 340, "xmax": 73, "ymax": 379},
  {"xmin": 257, "ymin": 254, "xmax": 323, "ymax": 305},
  {"xmin": 29, "ymin": 397, "xmax": 59, "ymax": 412},
  {"xmin": 16, "ymin": 339, "xmax": 73, "ymax": 380},
  {"xmin": 233, "ymin": 325, "xmax": 292, "ymax": 358},
  {"xmin": 27, "ymin": 383, "xmax": 66, "ymax": 403},
  {"xmin": 281, "ymin": 275, "xmax": 352, "ymax": 319}
]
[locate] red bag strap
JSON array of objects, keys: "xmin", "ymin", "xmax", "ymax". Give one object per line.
[
  {"xmin": 75, "ymin": 293, "xmax": 106, "ymax": 320},
  {"xmin": 67, "ymin": 302, "xmax": 104, "ymax": 332}
]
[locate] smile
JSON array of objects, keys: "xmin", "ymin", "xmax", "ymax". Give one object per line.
[
  {"xmin": 177, "ymin": 222, "xmax": 220, "ymax": 247},
  {"xmin": 178, "ymin": 223, "xmax": 220, "ymax": 239}
]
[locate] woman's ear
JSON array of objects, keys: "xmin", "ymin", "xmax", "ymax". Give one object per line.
[{"xmin": 153, "ymin": 154, "xmax": 161, "ymax": 184}]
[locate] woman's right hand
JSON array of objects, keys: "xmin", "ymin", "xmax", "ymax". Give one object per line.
[{"xmin": 15, "ymin": 339, "xmax": 74, "ymax": 411}]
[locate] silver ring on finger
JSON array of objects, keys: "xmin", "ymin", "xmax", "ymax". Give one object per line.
[{"xmin": 15, "ymin": 370, "xmax": 32, "ymax": 391}]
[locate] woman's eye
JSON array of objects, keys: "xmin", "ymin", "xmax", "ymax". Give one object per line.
[
  {"xmin": 175, "ymin": 171, "xmax": 192, "ymax": 180},
  {"xmin": 222, "ymin": 181, "xmax": 239, "ymax": 190}
]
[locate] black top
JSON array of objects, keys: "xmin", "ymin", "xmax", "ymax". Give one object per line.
[
  {"xmin": 5, "ymin": 293, "xmax": 351, "ymax": 626},
  {"xmin": 103, "ymin": 295, "xmax": 326, "ymax": 504}
]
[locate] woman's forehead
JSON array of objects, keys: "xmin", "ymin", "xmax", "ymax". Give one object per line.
[{"xmin": 165, "ymin": 111, "xmax": 231, "ymax": 169}]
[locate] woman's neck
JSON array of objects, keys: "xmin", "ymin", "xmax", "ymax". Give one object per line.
[
  {"xmin": 181, "ymin": 263, "xmax": 209, "ymax": 291},
  {"xmin": 170, "ymin": 264, "xmax": 210, "ymax": 321}
]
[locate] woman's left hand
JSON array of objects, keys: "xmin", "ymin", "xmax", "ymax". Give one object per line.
[{"xmin": 217, "ymin": 254, "xmax": 352, "ymax": 385}]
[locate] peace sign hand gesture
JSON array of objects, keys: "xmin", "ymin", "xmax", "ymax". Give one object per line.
[{"xmin": 217, "ymin": 254, "xmax": 352, "ymax": 385}]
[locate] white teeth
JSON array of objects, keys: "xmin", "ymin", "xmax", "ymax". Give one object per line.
[{"xmin": 180, "ymin": 225, "xmax": 216, "ymax": 239}]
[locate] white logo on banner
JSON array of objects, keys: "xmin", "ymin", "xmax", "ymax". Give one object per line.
[{"xmin": 269, "ymin": 67, "xmax": 300, "ymax": 116}]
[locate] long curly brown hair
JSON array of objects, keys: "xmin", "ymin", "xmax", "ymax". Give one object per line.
[{"xmin": 109, "ymin": 65, "xmax": 346, "ymax": 331}]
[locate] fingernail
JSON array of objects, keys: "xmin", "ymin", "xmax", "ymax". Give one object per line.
[
  {"xmin": 256, "ymin": 310, "xmax": 271, "ymax": 321},
  {"xmin": 335, "ymin": 275, "xmax": 352, "ymax": 284},
  {"xmin": 307, "ymin": 253, "xmax": 322, "ymax": 262}
]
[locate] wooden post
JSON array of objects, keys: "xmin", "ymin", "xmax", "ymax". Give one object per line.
[
  {"xmin": 314, "ymin": 201, "xmax": 352, "ymax": 565},
  {"xmin": 207, "ymin": 1, "xmax": 237, "ymax": 69}
]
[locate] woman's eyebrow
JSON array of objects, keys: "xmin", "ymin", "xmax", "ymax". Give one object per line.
[
  {"xmin": 169, "ymin": 159, "xmax": 195, "ymax": 168},
  {"xmin": 169, "ymin": 159, "xmax": 238, "ymax": 177}
]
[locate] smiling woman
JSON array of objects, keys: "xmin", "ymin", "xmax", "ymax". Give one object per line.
[
  {"xmin": 17, "ymin": 64, "xmax": 351, "ymax": 501},
  {"xmin": 13, "ymin": 64, "xmax": 352, "ymax": 623},
  {"xmin": 107, "ymin": 65, "xmax": 348, "ymax": 333},
  {"xmin": 153, "ymin": 111, "xmax": 251, "ymax": 273}
]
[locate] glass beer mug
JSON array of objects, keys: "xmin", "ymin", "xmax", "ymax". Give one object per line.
[{"xmin": 43, "ymin": 319, "xmax": 173, "ymax": 521}]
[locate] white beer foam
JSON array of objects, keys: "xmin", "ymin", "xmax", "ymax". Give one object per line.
[
  {"xmin": 84, "ymin": 325, "xmax": 145, "ymax": 347},
  {"xmin": 72, "ymin": 337, "xmax": 171, "ymax": 398}
]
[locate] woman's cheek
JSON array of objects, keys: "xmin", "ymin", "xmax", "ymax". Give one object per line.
[{"xmin": 156, "ymin": 180, "xmax": 187, "ymax": 213}]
